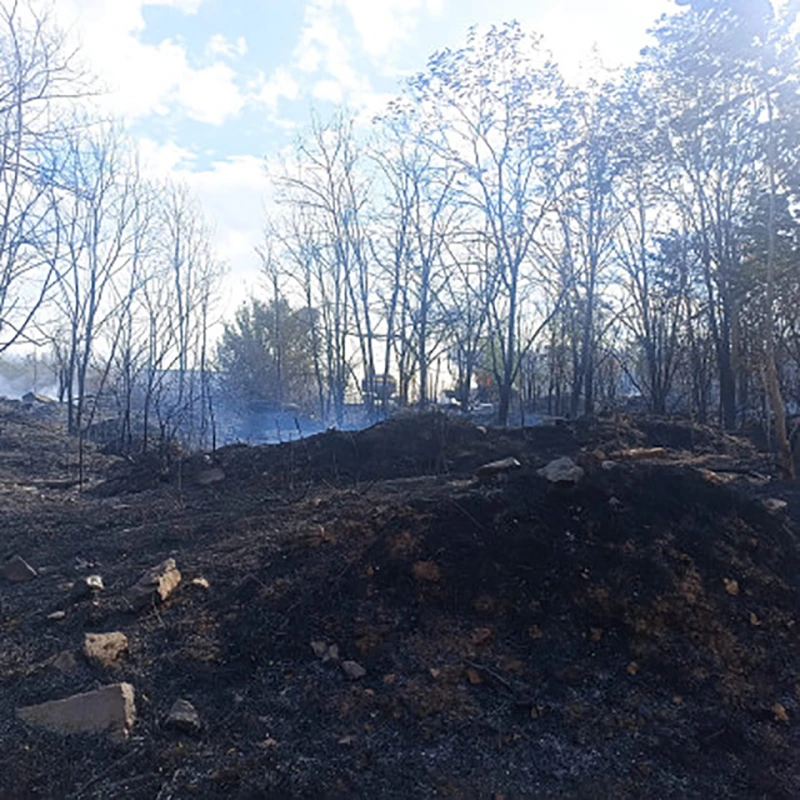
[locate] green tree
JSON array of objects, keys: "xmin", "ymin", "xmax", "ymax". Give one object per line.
[{"xmin": 217, "ymin": 298, "xmax": 316, "ymax": 412}]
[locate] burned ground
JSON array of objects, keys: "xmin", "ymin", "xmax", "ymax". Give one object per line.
[{"xmin": 0, "ymin": 409, "xmax": 798, "ymax": 798}]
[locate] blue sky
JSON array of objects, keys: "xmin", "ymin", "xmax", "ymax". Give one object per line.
[{"xmin": 52, "ymin": 0, "xmax": 676, "ymax": 304}]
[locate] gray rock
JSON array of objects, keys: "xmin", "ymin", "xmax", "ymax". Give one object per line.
[
  {"xmin": 475, "ymin": 457, "xmax": 521, "ymax": 479},
  {"xmin": 763, "ymin": 498, "xmax": 788, "ymax": 515},
  {"xmin": 3, "ymin": 555, "xmax": 37, "ymax": 582},
  {"xmin": 125, "ymin": 558, "xmax": 181, "ymax": 610},
  {"xmin": 50, "ymin": 651, "xmax": 78, "ymax": 673},
  {"xmin": 537, "ymin": 457, "xmax": 585, "ymax": 485},
  {"xmin": 341, "ymin": 660, "xmax": 366, "ymax": 680},
  {"xmin": 16, "ymin": 683, "xmax": 136, "ymax": 742},
  {"xmin": 165, "ymin": 698, "xmax": 202, "ymax": 735}
]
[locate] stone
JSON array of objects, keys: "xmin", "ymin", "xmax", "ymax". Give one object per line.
[
  {"xmin": 341, "ymin": 660, "xmax": 366, "ymax": 680},
  {"xmin": 190, "ymin": 577, "xmax": 210, "ymax": 590},
  {"xmin": 474, "ymin": 457, "xmax": 521, "ymax": 479},
  {"xmin": 16, "ymin": 683, "xmax": 136, "ymax": 742},
  {"xmin": 537, "ymin": 457, "xmax": 585, "ymax": 485},
  {"xmin": 3, "ymin": 555, "xmax": 37, "ymax": 582},
  {"xmin": 196, "ymin": 467, "xmax": 225, "ymax": 486},
  {"xmin": 311, "ymin": 640, "xmax": 328, "ymax": 658},
  {"xmin": 72, "ymin": 574, "xmax": 104, "ymax": 600},
  {"xmin": 50, "ymin": 651, "xmax": 78, "ymax": 673},
  {"xmin": 165, "ymin": 699, "xmax": 202, "ymax": 735},
  {"xmin": 322, "ymin": 644, "xmax": 340, "ymax": 663},
  {"xmin": 763, "ymin": 498, "xmax": 788, "ymax": 515},
  {"xmin": 47, "ymin": 610, "xmax": 66, "ymax": 621},
  {"xmin": 84, "ymin": 632, "xmax": 128, "ymax": 668},
  {"xmin": 125, "ymin": 558, "xmax": 181, "ymax": 610}
]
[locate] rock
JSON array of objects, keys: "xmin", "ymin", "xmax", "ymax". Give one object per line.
[
  {"xmin": 125, "ymin": 558, "xmax": 181, "ymax": 610},
  {"xmin": 47, "ymin": 610, "xmax": 66, "ymax": 621},
  {"xmin": 537, "ymin": 457, "xmax": 585, "ymax": 485},
  {"xmin": 341, "ymin": 660, "xmax": 366, "ymax": 680},
  {"xmin": 196, "ymin": 467, "xmax": 225, "ymax": 486},
  {"xmin": 165, "ymin": 698, "xmax": 202, "ymax": 735},
  {"xmin": 72, "ymin": 574, "xmax": 104, "ymax": 600},
  {"xmin": 323, "ymin": 644, "xmax": 340, "ymax": 663},
  {"xmin": 763, "ymin": 498, "xmax": 788, "ymax": 515},
  {"xmin": 474, "ymin": 457, "xmax": 521, "ymax": 479},
  {"xmin": 601, "ymin": 460, "xmax": 617, "ymax": 472},
  {"xmin": 311, "ymin": 641, "xmax": 340, "ymax": 662},
  {"xmin": 311, "ymin": 640, "xmax": 328, "ymax": 658},
  {"xmin": 3, "ymin": 555, "xmax": 37, "ymax": 582},
  {"xmin": 84, "ymin": 632, "xmax": 128, "ymax": 668},
  {"xmin": 50, "ymin": 651, "xmax": 78, "ymax": 673},
  {"xmin": 190, "ymin": 577, "xmax": 210, "ymax": 590},
  {"xmin": 16, "ymin": 683, "xmax": 136, "ymax": 742}
]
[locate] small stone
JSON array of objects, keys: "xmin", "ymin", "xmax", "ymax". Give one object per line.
[
  {"xmin": 165, "ymin": 698, "xmax": 202, "ymax": 735},
  {"xmin": 763, "ymin": 498, "xmax": 788, "ymax": 515},
  {"xmin": 537, "ymin": 457, "xmax": 585, "ymax": 485},
  {"xmin": 608, "ymin": 496, "xmax": 622, "ymax": 509},
  {"xmin": 47, "ymin": 611, "xmax": 67, "ymax": 621},
  {"xmin": 84, "ymin": 632, "xmax": 128, "ymax": 668},
  {"xmin": 3, "ymin": 555, "xmax": 37, "ymax": 582},
  {"xmin": 311, "ymin": 640, "xmax": 328, "ymax": 658},
  {"xmin": 190, "ymin": 577, "xmax": 210, "ymax": 590},
  {"xmin": 341, "ymin": 660, "xmax": 366, "ymax": 680},
  {"xmin": 50, "ymin": 651, "xmax": 78, "ymax": 673},
  {"xmin": 125, "ymin": 558, "xmax": 181, "ymax": 611},
  {"xmin": 474, "ymin": 457, "xmax": 521, "ymax": 479},
  {"xmin": 16, "ymin": 683, "xmax": 136, "ymax": 742},
  {"xmin": 72, "ymin": 574, "xmax": 104, "ymax": 600},
  {"xmin": 601, "ymin": 460, "xmax": 617, "ymax": 471},
  {"xmin": 322, "ymin": 644, "xmax": 340, "ymax": 663}
]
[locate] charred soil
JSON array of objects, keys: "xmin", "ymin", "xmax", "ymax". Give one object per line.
[{"xmin": 0, "ymin": 410, "xmax": 798, "ymax": 798}]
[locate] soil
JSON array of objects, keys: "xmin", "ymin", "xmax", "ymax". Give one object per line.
[{"xmin": 0, "ymin": 407, "xmax": 798, "ymax": 799}]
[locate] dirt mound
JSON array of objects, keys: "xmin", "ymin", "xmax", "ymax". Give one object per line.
[{"xmin": 1, "ymin": 412, "xmax": 798, "ymax": 798}]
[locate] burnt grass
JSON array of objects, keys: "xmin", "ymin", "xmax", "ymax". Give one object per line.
[{"xmin": 0, "ymin": 409, "xmax": 799, "ymax": 798}]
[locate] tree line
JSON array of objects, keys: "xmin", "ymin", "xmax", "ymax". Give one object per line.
[
  {"xmin": 220, "ymin": 0, "xmax": 799, "ymax": 473},
  {"xmin": 0, "ymin": 1, "xmax": 221, "ymax": 460},
  {"xmin": 1, "ymin": 0, "xmax": 799, "ymax": 474}
]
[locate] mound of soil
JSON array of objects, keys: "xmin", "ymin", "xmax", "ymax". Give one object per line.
[{"xmin": 1, "ymin": 412, "xmax": 798, "ymax": 798}]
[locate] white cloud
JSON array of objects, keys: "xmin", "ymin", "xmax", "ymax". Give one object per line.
[
  {"xmin": 206, "ymin": 33, "xmax": 248, "ymax": 59},
  {"xmin": 293, "ymin": 1, "xmax": 386, "ymax": 111},
  {"xmin": 312, "ymin": 79, "xmax": 344, "ymax": 104},
  {"xmin": 51, "ymin": 0, "xmax": 246, "ymax": 125},
  {"xmin": 180, "ymin": 154, "xmax": 271, "ymax": 310},
  {"xmin": 338, "ymin": 0, "xmax": 444, "ymax": 58},
  {"xmin": 255, "ymin": 67, "xmax": 301, "ymax": 114}
]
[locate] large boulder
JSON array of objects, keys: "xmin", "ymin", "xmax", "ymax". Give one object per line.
[
  {"xmin": 16, "ymin": 683, "xmax": 136, "ymax": 742},
  {"xmin": 537, "ymin": 457, "xmax": 585, "ymax": 485}
]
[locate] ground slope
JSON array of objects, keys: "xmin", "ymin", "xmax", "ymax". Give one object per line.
[{"xmin": 0, "ymin": 412, "xmax": 798, "ymax": 798}]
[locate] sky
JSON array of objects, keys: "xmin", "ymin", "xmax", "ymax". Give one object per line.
[{"xmin": 50, "ymin": 0, "xmax": 677, "ymax": 308}]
